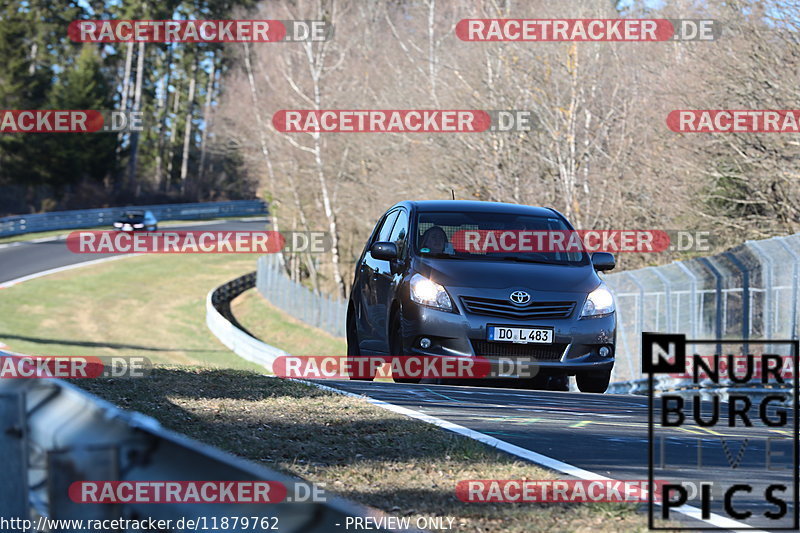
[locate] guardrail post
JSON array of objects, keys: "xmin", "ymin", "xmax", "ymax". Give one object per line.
[
  {"xmin": 778, "ymin": 238, "xmax": 800, "ymax": 340},
  {"xmin": 48, "ymin": 447, "xmax": 120, "ymax": 530},
  {"xmin": 625, "ymin": 271, "xmax": 646, "ymax": 377},
  {"xmin": 649, "ymin": 267, "xmax": 673, "ymax": 332},
  {"xmin": 0, "ymin": 392, "xmax": 28, "ymax": 519},
  {"xmin": 699, "ymin": 257, "xmax": 724, "ymax": 354},
  {"xmin": 725, "ymin": 252, "xmax": 750, "ymax": 353},
  {"xmin": 747, "ymin": 241, "xmax": 773, "ymax": 340}
]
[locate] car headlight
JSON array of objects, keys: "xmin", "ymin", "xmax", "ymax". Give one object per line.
[
  {"xmin": 581, "ymin": 282, "xmax": 615, "ymax": 317},
  {"xmin": 133, "ymin": 223, "xmax": 144, "ymax": 228},
  {"xmin": 113, "ymin": 222, "xmax": 122, "ymax": 227},
  {"xmin": 410, "ymin": 273, "xmax": 452, "ymax": 311}
]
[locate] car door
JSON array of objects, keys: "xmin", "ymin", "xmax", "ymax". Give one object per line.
[
  {"xmin": 357, "ymin": 210, "xmax": 399, "ymax": 352},
  {"xmin": 371, "ymin": 208, "xmax": 409, "ymax": 351}
]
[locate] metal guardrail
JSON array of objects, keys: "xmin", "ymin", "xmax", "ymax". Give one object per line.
[
  {"xmin": 0, "ymin": 200, "xmax": 267, "ymax": 237},
  {"xmin": 607, "ymin": 376, "xmax": 793, "ymax": 405},
  {"xmin": 206, "ymin": 272, "xmax": 287, "ymax": 372},
  {"xmin": 0, "ymin": 350, "xmax": 392, "ymax": 531}
]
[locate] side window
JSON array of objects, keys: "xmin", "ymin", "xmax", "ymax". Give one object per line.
[
  {"xmin": 388, "ymin": 210, "xmax": 409, "ymax": 257},
  {"xmin": 375, "ymin": 210, "xmax": 399, "ymax": 244}
]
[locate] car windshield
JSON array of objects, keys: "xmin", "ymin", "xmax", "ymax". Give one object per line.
[
  {"xmin": 415, "ymin": 211, "xmax": 588, "ymax": 265},
  {"xmin": 120, "ymin": 212, "xmax": 144, "ymax": 221}
]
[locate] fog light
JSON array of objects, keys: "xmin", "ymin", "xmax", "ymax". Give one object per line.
[
  {"xmin": 419, "ymin": 338, "xmax": 432, "ymax": 349},
  {"xmin": 599, "ymin": 346, "xmax": 611, "ymax": 358}
]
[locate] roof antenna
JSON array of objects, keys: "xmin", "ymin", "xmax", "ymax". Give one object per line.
[{"xmin": 451, "ymin": 189, "xmax": 456, "ymax": 200}]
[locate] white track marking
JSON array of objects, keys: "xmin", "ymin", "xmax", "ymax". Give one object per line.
[{"xmin": 0, "ymin": 254, "xmax": 138, "ymax": 288}]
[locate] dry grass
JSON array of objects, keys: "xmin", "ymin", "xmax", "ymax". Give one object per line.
[{"xmin": 232, "ymin": 290, "xmax": 346, "ymax": 355}]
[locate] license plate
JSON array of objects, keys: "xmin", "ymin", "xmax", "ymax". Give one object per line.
[{"xmin": 487, "ymin": 326, "xmax": 553, "ymax": 344}]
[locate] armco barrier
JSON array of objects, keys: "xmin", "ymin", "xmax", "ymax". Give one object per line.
[
  {"xmin": 207, "ymin": 272, "xmax": 287, "ymax": 371},
  {"xmin": 0, "ymin": 199, "xmax": 267, "ymax": 237},
  {"xmin": 0, "ymin": 351, "xmax": 394, "ymax": 531}
]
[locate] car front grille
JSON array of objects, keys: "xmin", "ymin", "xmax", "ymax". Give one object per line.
[
  {"xmin": 471, "ymin": 340, "xmax": 568, "ymax": 362},
  {"xmin": 460, "ymin": 296, "xmax": 575, "ymax": 319}
]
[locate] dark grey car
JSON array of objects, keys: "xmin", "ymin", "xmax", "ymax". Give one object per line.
[{"xmin": 346, "ymin": 200, "xmax": 616, "ymax": 393}]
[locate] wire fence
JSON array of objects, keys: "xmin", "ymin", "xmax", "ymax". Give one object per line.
[
  {"xmin": 605, "ymin": 233, "xmax": 800, "ymax": 383},
  {"xmin": 255, "ymin": 233, "xmax": 800, "ymax": 384},
  {"xmin": 257, "ymin": 255, "xmax": 347, "ymax": 338}
]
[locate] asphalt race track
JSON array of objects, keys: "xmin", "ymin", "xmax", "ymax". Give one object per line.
[
  {"xmin": 0, "ymin": 219, "xmax": 268, "ymax": 284},
  {"xmin": 2, "ymin": 219, "xmax": 796, "ymax": 531}
]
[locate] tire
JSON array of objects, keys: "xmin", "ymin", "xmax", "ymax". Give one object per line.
[
  {"xmin": 389, "ymin": 309, "xmax": 420, "ymax": 384},
  {"xmin": 576, "ymin": 370, "xmax": 611, "ymax": 393},
  {"xmin": 347, "ymin": 307, "xmax": 373, "ymax": 381}
]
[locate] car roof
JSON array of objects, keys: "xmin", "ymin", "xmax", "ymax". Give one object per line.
[{"xmin": 395, "ymin": 200, "xmax": 558, "ymax": 217}]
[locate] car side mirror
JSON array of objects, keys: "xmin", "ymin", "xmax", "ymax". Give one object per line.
[
  {"xmin": 371, "ymin": 241, "xmax": 398, "ymax": 261},
  {"xmin": 591, "ymin": 252, "xmax": 615, "ymax": 272}
]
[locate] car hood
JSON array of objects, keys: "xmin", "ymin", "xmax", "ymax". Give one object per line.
[{"xmin": 415, "ymin": 258, "xmax": 600, "ymax": 293}]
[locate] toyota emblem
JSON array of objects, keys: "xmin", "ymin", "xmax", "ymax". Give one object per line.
[{"xmin": 509, "ymin": 290, "xmax": 531, "ymax": 305}]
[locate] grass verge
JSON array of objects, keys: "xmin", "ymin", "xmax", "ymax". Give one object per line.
[
  {"xmin": 0, "ymin": 254, "xmax": 262, "ymax": 369},
  {"xmin": 232, "ymin": 289, "xmax": 345, "ymax": 355}
]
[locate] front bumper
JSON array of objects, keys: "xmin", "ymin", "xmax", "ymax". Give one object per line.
[{"xmin": 400, "ymin": 287, "xmax": 615, "ymax": 377}]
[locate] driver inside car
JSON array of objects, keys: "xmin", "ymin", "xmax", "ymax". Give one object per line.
[{"xmin": 419, "ymin": 226, "xmax": 453, "ymax": 254}]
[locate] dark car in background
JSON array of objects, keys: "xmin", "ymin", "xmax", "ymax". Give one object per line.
[
  {"xmin": 346, "ymin": 200, "xmax": 617, "ymax": 393},
  {"xmin": 113, "ymin": 210, "xmax": 158, "ymax": 232}
]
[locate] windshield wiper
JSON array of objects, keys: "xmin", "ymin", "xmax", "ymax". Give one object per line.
[
  {"xmin": 420, "ymin": 252, "xmax": 463, "ymax": 259},
  {"xmin": 500, "ymin": 256, "xmax": 560, "ymax": 265}
]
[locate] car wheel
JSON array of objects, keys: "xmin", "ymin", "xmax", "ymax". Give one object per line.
[
  {"xmin": 347, "ymin": 306, "xmax": 372, "ymax": 381},
  {"xmin": 389, "ymin": 309, "xmax": 420, "ymax": 384},
  {"xmin": 576, "ymin": 369, "xmax": 611, "ymax": 393}
]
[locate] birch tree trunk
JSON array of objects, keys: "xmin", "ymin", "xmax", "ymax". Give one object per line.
[
  {"xmin": 166, "ymin": 80, "xmax": 182, "ymax": 192},
  {"xmin": 115, "ymin": 41, "xmax": 134, "ymax": 190},
  {"xmin": 180, "ymin": 60, "xmax": 197, "ymax": 196},
  {"xmin": 127, "ymin": 41, "xmax": 145, "ymax": 195},
  {"xmin": 198, "ymin": 56, "xmax": 216, "ymax": 184},
  {"xmin": 243, "ymin": 42, "xmax": 281, "ymax": 234},
  {"xmin": 154, "ymin": 47, "xmax": 172, "ymax": 191}
]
